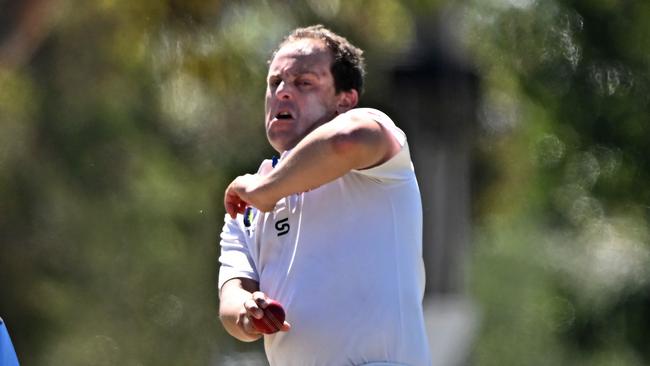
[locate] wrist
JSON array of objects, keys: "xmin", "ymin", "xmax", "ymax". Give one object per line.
[{"xmin": 249, "ymin": 175, "xmax": 281, "ymax": 211}]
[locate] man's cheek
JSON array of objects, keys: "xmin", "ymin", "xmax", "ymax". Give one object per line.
[{"xmin": 306, "ymin": 103, "xmax": 328, "ymax": 121}]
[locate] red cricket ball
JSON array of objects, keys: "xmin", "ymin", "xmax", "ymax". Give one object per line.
[{"xmin": 251, "ymin": 299, "xmax": 286, "ymax": 334}]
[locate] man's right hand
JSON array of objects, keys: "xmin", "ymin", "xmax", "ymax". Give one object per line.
[
  {"xmin": 219, "ymin": 279, "xmax": 290, "ymax": 342},
  {"xmin": 244, "ymin": 291, "xmax": 291, "ymax": 333}
]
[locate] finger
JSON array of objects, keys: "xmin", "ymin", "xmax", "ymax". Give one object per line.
[
  {"xmin": 252, "ymin": 291, "xmax": 268, "ymax": 308},
  {"xmin": 224, "ymin": 189, "xmax": 239, "ymax": 219},
  {"xmin": 280, "ymin": 321, "xmax": 291, "ymax": 332},
  {"xmin": 225, "ymin": 189, "xmax": 248, "ymax": 219},
  {"xmin": 227, "ymin": 202, "xmax": 242, "ymax": 219},
  {"xmin": 226, "ymin": 202, "xmax": 237, "ymax": 219},
  {"xmin": 238, "ymin": 313, "xmax": 263, "ymax": 336},
  {"xmin": 244, "ymin": 298, "xmax": 264, "ymax": 319}
]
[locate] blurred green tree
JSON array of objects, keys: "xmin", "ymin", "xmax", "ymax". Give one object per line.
[{"xmin": 462, "ymin": 0, "xmax": 650, "ymax": 364}]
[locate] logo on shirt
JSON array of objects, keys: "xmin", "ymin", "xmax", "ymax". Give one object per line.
[{"xmin": 275, "ymin": 218, "xmax": 290, "ymax": 236}]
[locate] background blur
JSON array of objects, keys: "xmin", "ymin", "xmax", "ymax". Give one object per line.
[{"xmin": 1, "ymin": 0, "xmax": 649, "ymax": 365}]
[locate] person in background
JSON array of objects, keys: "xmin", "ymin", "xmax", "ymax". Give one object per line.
[{"xmin": 0, "ymin": 317, "xmax": 20, "ymax": 366}]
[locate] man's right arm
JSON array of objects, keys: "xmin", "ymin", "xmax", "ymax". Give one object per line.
[{"xmin": 219, "ymin": 278, "xmax": 263, "ymax": 342}]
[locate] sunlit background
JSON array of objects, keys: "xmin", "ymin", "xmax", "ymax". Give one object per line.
[{"xmin": 1, "ymin": 0, "xmax": 649, "ymax": 365}]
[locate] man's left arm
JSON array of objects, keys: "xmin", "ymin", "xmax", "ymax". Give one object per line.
[{"xmin": 224, "ymin": 111, "xmax": 401, "ymax": 217}]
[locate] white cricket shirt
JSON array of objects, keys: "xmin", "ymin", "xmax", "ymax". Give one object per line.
[{"xmin": 219, "ymin": 108, "xmax": 431, "ymax": 366}]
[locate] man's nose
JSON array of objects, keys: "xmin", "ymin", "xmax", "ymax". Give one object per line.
[{"xmin": 276, "ymin": 81, "xmax": 292, "ymax": 100}]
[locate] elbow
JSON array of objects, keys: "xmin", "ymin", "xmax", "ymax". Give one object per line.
[
  {"xmin": 330, "ymin": 127, "xmax": 370, "ymax": 157},
  {"xmin": 329, "ymin": 126, "xmax": 382, "ymax": 168}
]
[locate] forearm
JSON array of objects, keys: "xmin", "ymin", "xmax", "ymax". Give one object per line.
[
  {"xmin": 255, "ymin": 115, "xmax": 387, "ymax": 202},
  {"xmin": 219, "ymin": 278, "xmax": 261, "ymax": 342},
  {"xmin": 262, "ymin": 130, "xmax": 354, "ymax": 198},
  {"xmin": 224, "ymin": 113, "xmax": 397, "ymax": 216}
]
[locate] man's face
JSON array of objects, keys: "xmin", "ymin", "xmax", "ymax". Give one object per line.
[{"xmin": 265, "ymin": 38, "xmax": 340, "ymax": 152}]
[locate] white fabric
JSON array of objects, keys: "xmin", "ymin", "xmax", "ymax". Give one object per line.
[{"xmin": 219, "ymin": 108, "xmax": 431, "ymax": 366}]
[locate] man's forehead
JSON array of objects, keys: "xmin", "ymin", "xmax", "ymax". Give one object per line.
[
  {"xmin": 269, "ymin": 39, "xmax": 332, "ymax": 73},
  {"xmin": 277, "ymin": 38, "xmax": 329, "ymax": 56}
]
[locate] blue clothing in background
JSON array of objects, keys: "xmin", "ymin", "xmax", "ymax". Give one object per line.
[{"xmin": 0, "ymin": 318, "xmax": 19, "ymax": 366}]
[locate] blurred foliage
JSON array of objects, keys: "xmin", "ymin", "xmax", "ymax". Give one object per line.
[
  {"xmin": 0, "ymin": 0, "xmax": 649, "ymax": 365},
  {"xmin": 460, "ymin": 0, "xmax": 650, "ymax": 364}
]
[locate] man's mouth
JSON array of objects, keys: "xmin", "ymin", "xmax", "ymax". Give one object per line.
[{"xmin": 275, "ymin": 111, "xmax": 294, "ymax": 120}]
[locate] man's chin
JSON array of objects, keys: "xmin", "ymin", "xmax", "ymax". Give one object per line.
[{"xmin": 267, "ymin": 134, "xmax": 296, "ymax": 153}]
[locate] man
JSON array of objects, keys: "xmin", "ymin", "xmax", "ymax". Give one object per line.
[{"xmin": 218, "ymin": 25, "xmax": 431, "ymax": 366}]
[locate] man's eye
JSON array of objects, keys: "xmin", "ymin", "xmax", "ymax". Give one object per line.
[
  {"xmin": 297, "ymin": 80, "xmax": 312, "ymax": 86},
  {"xmin": 269, "ymin": 79, "xmax": 281, "ymax": 87}
]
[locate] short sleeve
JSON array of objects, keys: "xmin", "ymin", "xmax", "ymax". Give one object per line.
[
  {"xmin": 218, "ymin": 215, "xmax": 259, "ymax": 290},
  {"xmin": 347, "ymin": 108, "xmax": 415, "ymax": 182}
]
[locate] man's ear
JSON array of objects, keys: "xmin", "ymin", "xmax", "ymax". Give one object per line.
[{"xmin": 336, "ymin": 89, "xmax": 359, "ymax": 114}]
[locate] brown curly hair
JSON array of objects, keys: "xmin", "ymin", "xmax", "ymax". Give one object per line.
[{"xmin": 271, "ymin": 25, "xmax": 366, "ymax": 96}]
